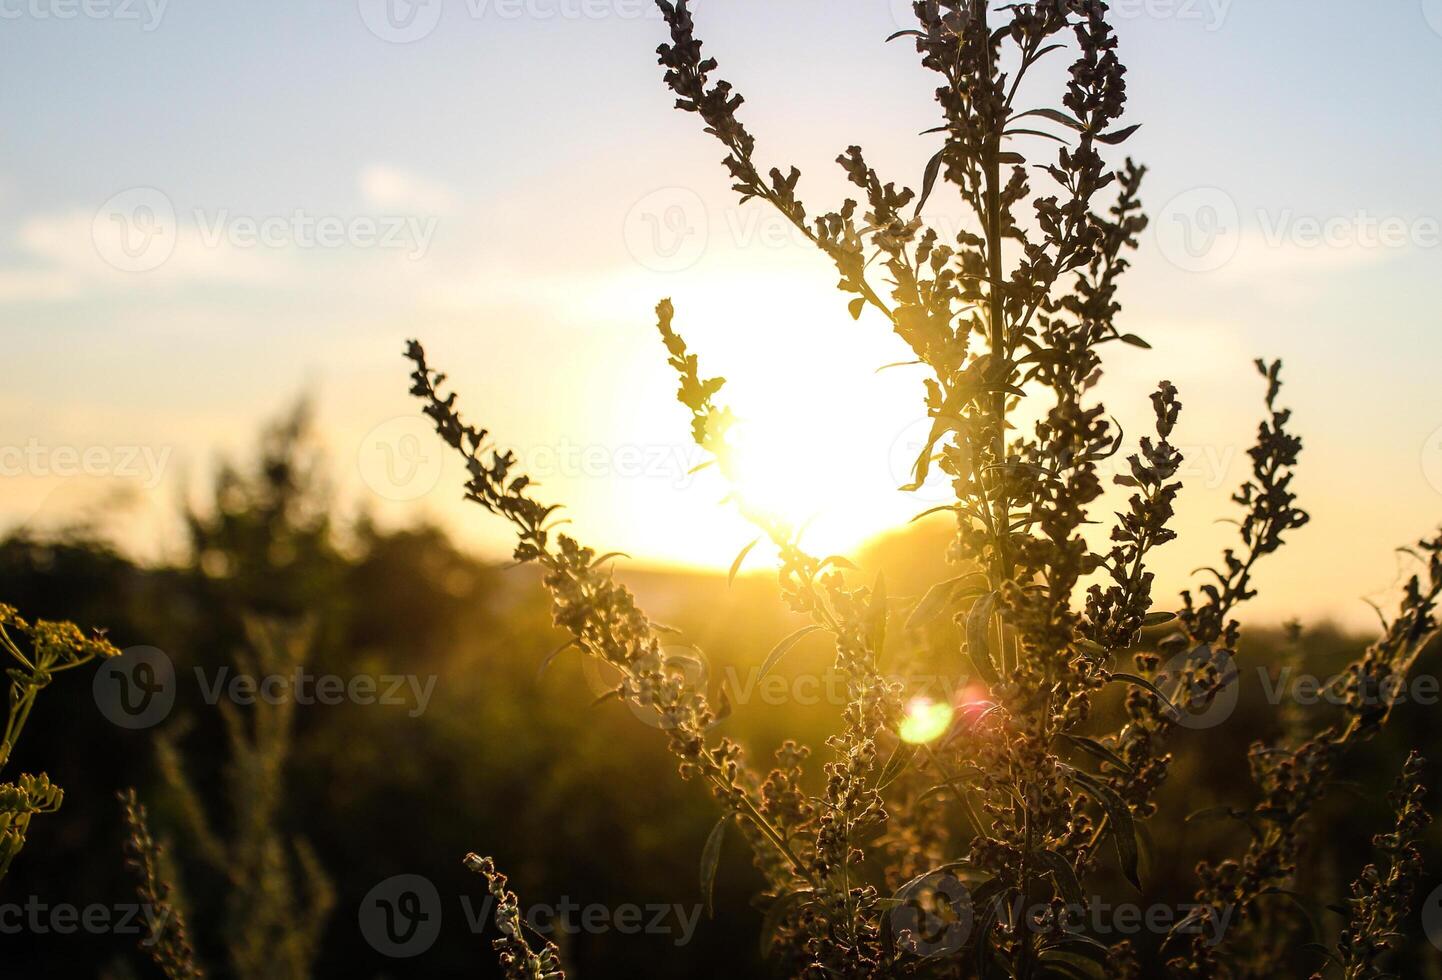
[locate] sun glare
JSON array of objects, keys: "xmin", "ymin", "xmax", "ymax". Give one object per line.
[{"xmin": 899, "ymin": 696, "xmax": 954, "ymax": 745}]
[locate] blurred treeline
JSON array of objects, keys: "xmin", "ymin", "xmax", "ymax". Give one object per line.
[{"xmin": 2, "ymin": 407, "xmax": 1440, "ymax": 978}]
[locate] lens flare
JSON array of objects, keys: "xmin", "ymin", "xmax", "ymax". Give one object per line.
[{"xmin": 898, "ymin": 696, "xmax": 954, "ymax": 745}]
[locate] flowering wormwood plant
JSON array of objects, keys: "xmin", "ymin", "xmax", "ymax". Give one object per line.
[
  {"xmin": 0, "ymin": 603, "xmax": 118, "ymax": 884},
  {"xmin": 408, "ymin": 2, "xmax": 1442, "ymax": 976}
]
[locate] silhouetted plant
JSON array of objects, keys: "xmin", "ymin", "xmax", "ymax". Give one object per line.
[
  {"xmin": 408, "ymin": 2, "xmax": 1441, "ymax": 977},
  {"xmin": 0, "ymin": 603, "xmax": 118, "ymax": 883}
]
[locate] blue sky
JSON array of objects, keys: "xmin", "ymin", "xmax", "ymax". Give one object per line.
[{"xmin": 2, "ymin": 0, "xmax": 1441, "ymax": 627}]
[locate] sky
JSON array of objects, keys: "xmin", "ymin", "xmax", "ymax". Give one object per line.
[{"xmin": 1, "ymin": 0, "xmax": 1440, "ymax": 630}]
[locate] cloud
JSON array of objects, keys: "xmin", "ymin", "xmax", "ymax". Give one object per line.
[{"xmin": 359, "ymin": 165, "xmax": 457, "ymax": 215}]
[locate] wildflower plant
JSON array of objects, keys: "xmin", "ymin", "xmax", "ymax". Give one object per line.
[
  {"xmin": 412, "ymin": 1, "xmax": 1442, "ymax": 976},
  {"xmin": 0, "ymin": 603, "xmax": 118, "ymax": 883},
  {"xmin": 121, "ymin": 617, "xmax": 335, "ymax": 980}
]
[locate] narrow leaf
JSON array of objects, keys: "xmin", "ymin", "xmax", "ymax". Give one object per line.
[
  {"xmin": 906, "ymin": 576, "xmax": 966, "ymax": 632},
  {"xmin": 728, "ymin": 537, "xmax": 760, "ymax": 586},
  {"xmin": 759, "ymin": 888, "xmax": 813, "ymax": 959},
  {"xmin": 915, "ymin": 147, "xmax": 945, "ymax": 216},
  {"xmin": 700, "ymin": 814, "xmax": 729, "ymax": 918},
  {"xmin": 1095, "ymin": 123, "xmax": 1142, "ymax": 145},
  {"xmin": 536, "ymin": 639, "xmax": 576, "ymax": 681},
  {"xmin": 1061, "ymin": 733, "xmax": 1132, "ymax": 774},
  {"xmin": 966, "ymin": 592, "xmax": 1000, "ymax": 686},
  {"xmin": 759, "ymin": 625, "xmax": 823, "ymax": 681}
]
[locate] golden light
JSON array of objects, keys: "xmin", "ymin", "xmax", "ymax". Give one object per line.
[{"xmin": 899, "ymin": 696, "xmax": 954, "ymax": 745}]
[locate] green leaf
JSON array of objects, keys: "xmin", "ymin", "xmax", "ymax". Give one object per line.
[
  {"xmin": 1119, "ymin": 333, "xmax": 1152, "ymax": 349},
  {"xmin": 590, "ymin": 688, "xmax": 623, "ymax": 709},
  {"xmin": 1109, "ymin": 672, "xmax": 1179, "ymax": 717},
  {"xmin": 966, "ymin": 592, "xmax": 999, "ymax": 687},
  {"xmin": 728, "ymin": 537, "xmax": 760, "ymax": 586},
  {"xmin": 1141, "ymin": 611, "xmax": 1177, "ymax": 627},
  {"xmin": 1060, "ymin": 733, "xmax": 1132, "ymax": 775},
  {"xmin": 905, "ymin": 575, "xmax": 967, "ymax": 632},
  {"xmin": 914, "ymin": 147, "xmax": 945, "ymax": 216},
  {"xmin": 909, "ymin": 504, "xmax": 960, "ymax": 524},
  {"xmin": 1035, "ymin": 849, "xmax": 1084, "ymax": 907},
  {"xmin": 1095, "ymin": 123, "xmax": 1142, "ymax": 145},
  {"xmin": 758, "ymin": 625, "xmax": 823, "ymax": 681},
  {"xmin": 1010, "ymin": 107, "xmax": 1085, "ymax": 131},
  {"xmin": 536, "ymin": 639, "xmax": 576, "ymax": 681},
  {"xmin": 700, "ymin": 814, "xmax": 729, "ymax": 918},
  {"xmin": 875, "ymin": 741, "xmax": 920, "ymax": 791},
  {"xmin": 1004, "ymin": 127, "xmax": 1069, "ymax": 144},
  {"xmin": 1070, "ymin": 769, "xmax": 1141, "ymax": 890},
  {"xmin": 758, "ymin": 888, "xmax": 813, "ymax": 959}
]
